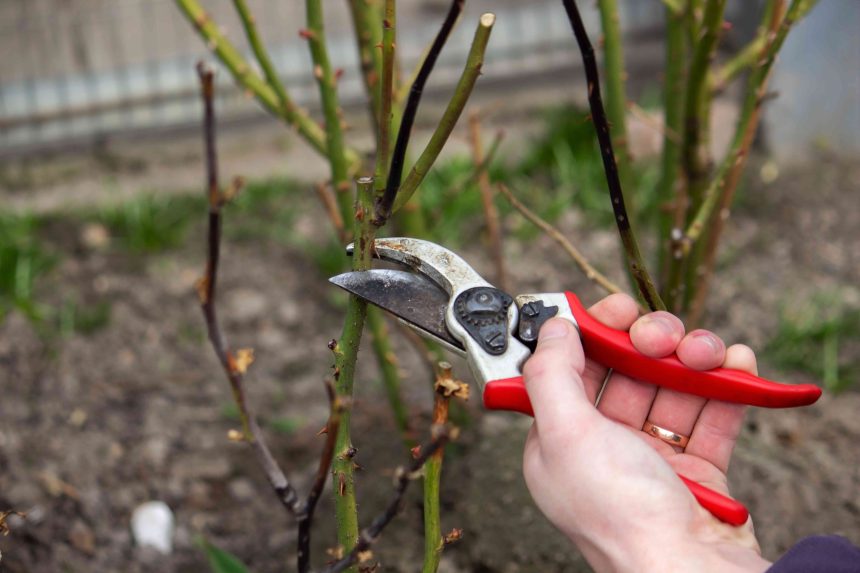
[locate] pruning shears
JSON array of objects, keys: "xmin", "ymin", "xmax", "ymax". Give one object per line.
[{"xmin": 330, "ymin": 237, "xmax": 822, "ymax": 526}]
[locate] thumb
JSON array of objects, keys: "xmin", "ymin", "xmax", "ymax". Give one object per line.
[{"xmin": 522, "ymin": 318, "xmax": 594, "ymax": 430}]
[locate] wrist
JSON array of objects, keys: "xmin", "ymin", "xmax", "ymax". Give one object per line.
[{"xmin": 576, "ymin": 524, "xmax": 771, "ymax": 573}]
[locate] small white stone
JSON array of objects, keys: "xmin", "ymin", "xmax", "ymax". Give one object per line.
[{"xmin": 131, "ymin": 501, "xmax": 174, "ymax": 554}]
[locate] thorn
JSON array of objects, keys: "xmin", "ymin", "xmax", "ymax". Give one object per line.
[
  {"xmin": 334, "ymin": 68, "xmax": 345, "ymax": 81},
  {"xmin": 299, "ymin": 28, "xmax": 315, "ymax": 40},
  {"xmin": 410, "ymin": 445, "xmax": 421, "ymax": 459},
  {"xmin": 317, "ymin": 425, "xmax": 328, "ymax": 436}
]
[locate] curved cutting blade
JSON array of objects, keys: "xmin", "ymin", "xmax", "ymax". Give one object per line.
[
  {"xmin": 345, "ymin": 237, "xmax": 489, "ymax": 295},
  {"xmin": 329, "ymin": 269, "xmax": 464, "ymax": 352}
]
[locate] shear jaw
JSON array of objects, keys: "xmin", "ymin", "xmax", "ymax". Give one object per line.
[{"xmin": 347, "ymin": 238, "xmax": 531, "ymax": 387}]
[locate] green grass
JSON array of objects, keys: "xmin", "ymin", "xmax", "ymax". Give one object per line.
[
  {"xmin": 96, "ymin": 193, "xmax": 203, "ymax": 253},
  {"xmin": 764, "ymin": 292, "xmax": 860, "ymax": 393},
  {"xmin": 0, "ymin": 214, "xmax": 55, "ymax": 321}
]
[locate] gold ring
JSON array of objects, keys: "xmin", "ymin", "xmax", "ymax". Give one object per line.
[{"xmin": 642, "ymin": 420, "xmax": 690, "ymax": 449}]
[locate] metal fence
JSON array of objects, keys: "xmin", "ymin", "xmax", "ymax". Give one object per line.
[{"xmin": 0, "ymin": 0, "xmax": 664, "ymax": 159}]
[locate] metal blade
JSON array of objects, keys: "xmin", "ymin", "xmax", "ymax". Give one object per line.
[{"xmin": 329, "ymin": 269, "xmax": 464, "ymax": 351}]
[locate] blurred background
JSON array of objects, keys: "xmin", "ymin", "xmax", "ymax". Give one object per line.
[{"xmin": 0, "ymin": 1, "xmax": 858, "ymax": 572}]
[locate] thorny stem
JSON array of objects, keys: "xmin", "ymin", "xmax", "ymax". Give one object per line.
[
  {"xmin": 498, "ymin": 183, "xmax": 635, "ymax": 305},
  {"xmin": 176, "ymin": 0, "xmax": 362, "ymax": 167},
  {"xmin": 389, "ymin": 13, "xmax": 497, "ymax": 216},
  {"xmin": 710, "ymin": 0, "xmax": 779, "ymax": 94},
  {"xmin": 347, "ymin": 0, "xmax": 384, "ymax": 132},
  {"xmin": 663, "ymin": 0, "xmax": 726, "ymax": 310},
  {"xmin": 195, "ymin": 62, "xmax": 301, "ymax": 517},
  {"xmin": 422, "ymin": 362, "xmax": 465, "ymax": 573},
  {"xmin": 468, "ymin": 111, "xmax": 507, "ymax": 291},
  {"xmin": 232, "ymin": 0, "xmax": 291, "ymax": 118},
  {"xmin": 305, "ymin": 0, "xmax": 353, "ymax": 224},
  {"xmin": 681, "ymin": 0, "xmax": 726, "ymax": 211},
  {"xmin": 328, "ymin": 177, "xmax": 378, "ymax": 567},
  {"xmin": 297, "ymin": 382, "xmax": 344, "ymax": 573},
  {"xmin": 657, "ymin": 4, "xmax": 688, "ymax": 304},
  {"xmin": 561, "ymin": 0, "xmax": 665, "ymax": 311},
  {"xmin": 374, "ymin": 0, "xmax": 465, "ymax": 225},
  {"xmin": 685, "ymin": 0, "xmax": 812, "ymax": 326},
  {"xmin": 373, "ymin": 0, "xmax": 397, "ymax": 196},
  {"xmin": 597, "ymin": 0, "xmax": 635, "ymax": 215},
  {"xmin": 320, "ymin": 427, "xmax": 453, "ymax": 573}
]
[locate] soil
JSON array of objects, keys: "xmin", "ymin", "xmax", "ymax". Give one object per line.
[{"xmin": 0, "ymin": 151, "xmax": 858, "ymax": 572}]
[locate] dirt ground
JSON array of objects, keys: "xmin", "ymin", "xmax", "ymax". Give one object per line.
[{"xmin": 0, "ymin": 145, "xmax": 858, "ymax": 572}]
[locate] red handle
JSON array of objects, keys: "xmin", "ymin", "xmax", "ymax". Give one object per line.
[
  {"xmin": 483, "ymin": 377, "xmax": 749, "ymax": 525},
  {"xmin": 564, "ymin": 292, "xmax": 821, "ymax": 407}
]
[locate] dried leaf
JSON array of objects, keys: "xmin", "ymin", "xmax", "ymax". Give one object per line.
[
  {"xmin": 435, "ymin": 376, "xmax": 470, "ymax": 400},
  {"xmin": 233, "ymin": 348, "xmax": 255, "ymax": 374},
  {"xmin": 0, "ymin": 510, "xmax": 25, "ymax": 536},
  {"xmin": 357, "ymin": 550, "xmax": 373, "ymax": 563}
]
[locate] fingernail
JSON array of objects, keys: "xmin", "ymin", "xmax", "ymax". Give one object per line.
[
  {"xmin": 645, "ymin": 315, "xmax": 675, "ymax": 336},
  {"xmin": 694, "ymin": 332, "xmax": 720, "ymax": 351},
  {"xmin": 539, "ymin": 319, "xmax": 568, "ymax": 341}
]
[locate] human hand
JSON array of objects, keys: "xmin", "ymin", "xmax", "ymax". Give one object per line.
[{"xmin": 521, "ymin": 293, "xmax": 772, "ymax": 573}]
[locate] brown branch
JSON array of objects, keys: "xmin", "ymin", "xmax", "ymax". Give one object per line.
[
  {"xmin": 468, "ymin": 111, "xmax": 507, "ymax": 291},
  {"xmin": 318, "ymin": 426, "xmax": 454, "ymax": 573},
  {"xmin": 195, "ymin": 61, "xmax": 301, "ymax": 516},
  {"xmin": 561, "ymin": 0, "xmax": 666, "ymax": 311},
  {"xmin": 498, "ymin": 183, "xmax": 639, "ymax": 309},
  {"xmin": 314, "ymin": 181, "xmax": 348, "ymax": 243},
  {"xmin": 626, "ymin": 101, "xmax": 681, "ymax": 145},
  {"xmin": 297, "ymin": 380, "xmax": 345, "ymax": 573}
]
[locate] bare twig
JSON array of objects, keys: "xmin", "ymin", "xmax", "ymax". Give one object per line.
[
  {"xmin": 194, "ymin": 62, "xmax": 301, "ymax": 516},
  {"xmin": 561, "ymin": 0, "xmax": 665, "ymax": 311},
  {"xmin": 468, "ymin": 111, "xmax": 507, "ymax": 291},
  {"xmin": 314, "ymin": 181, "xmax": 348, "ymax": 243},
  {"xmin": 374, "ymin": 0, "xmax": 465, "ymax": 224},
  {"xmin": 627, "ymin": 101, "xmax": 681, "ymax": 145},
  {"xmin": 319, "ymin": 426, "xmax": 454, "ymax": 573},
  {"xmin": 497, "ymin": 183, "xmax": 635, "ymax": 305},
  {"xmin": 297, "ymin": 381, "xmax": 345, "ymax": 573}
]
